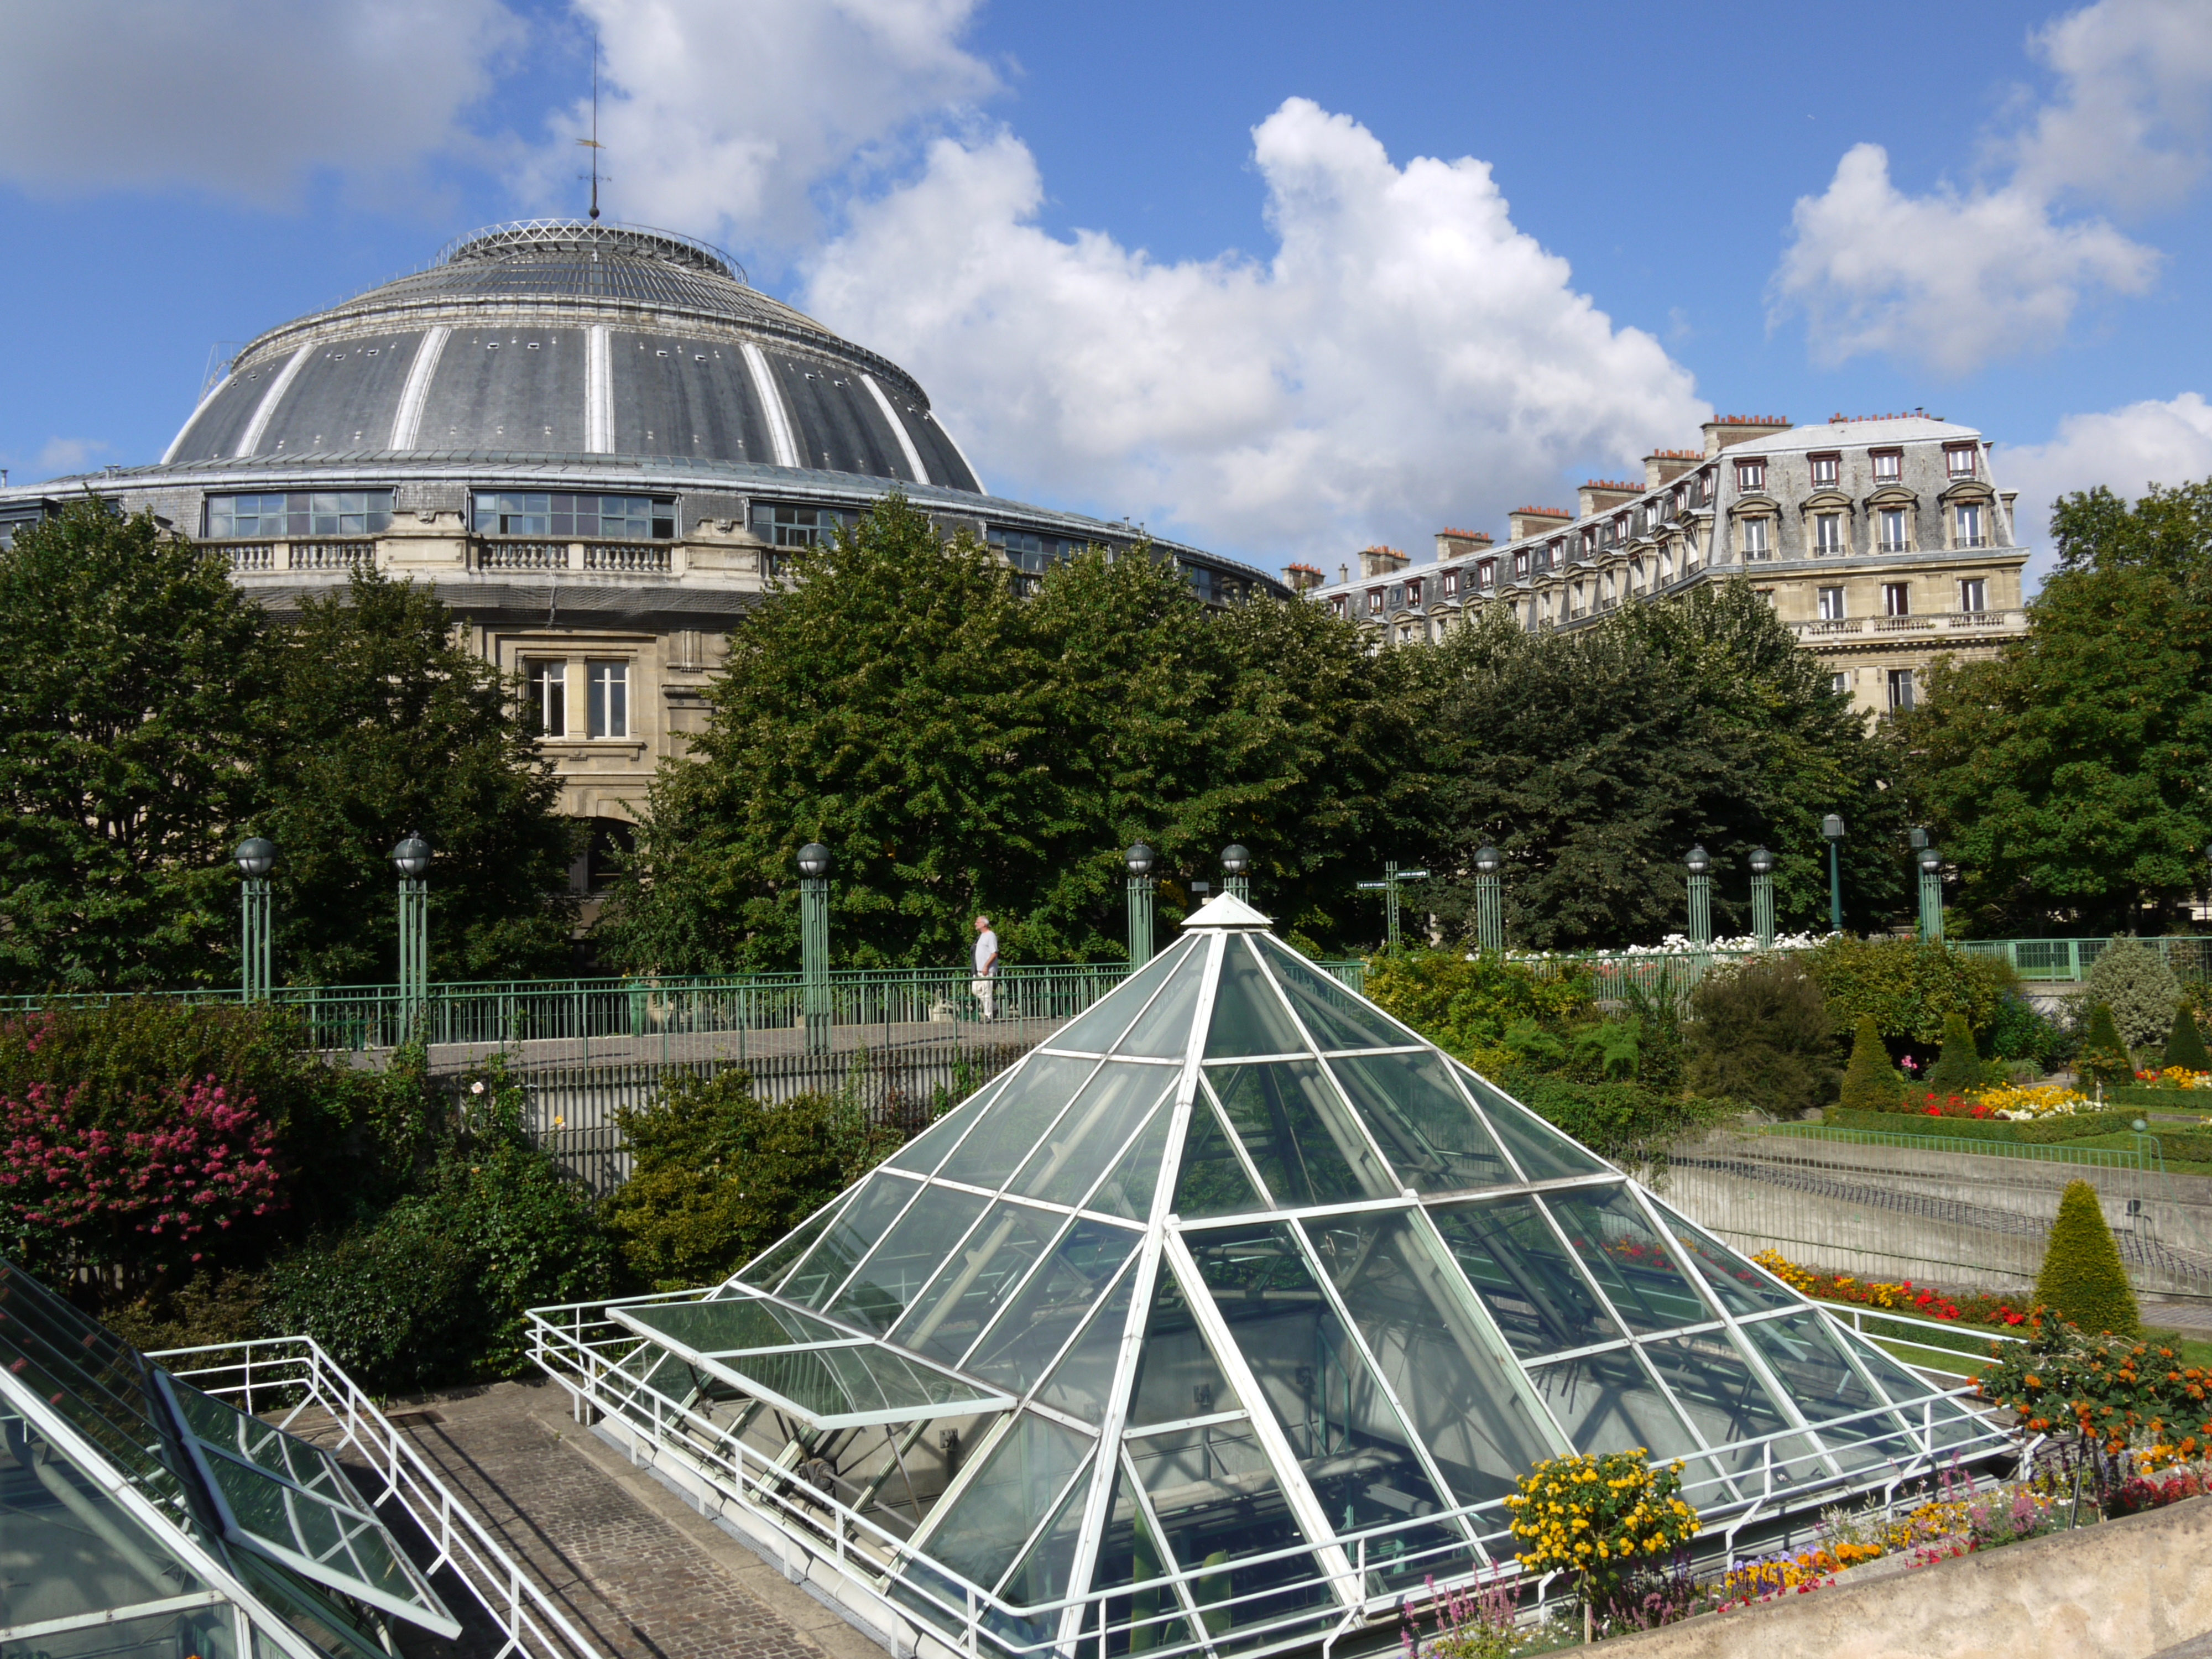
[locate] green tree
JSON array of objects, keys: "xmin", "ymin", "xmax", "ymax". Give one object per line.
[
  {"xmin": 1901, "ymin": 482, "xmax": 2212, "ymax": 933},
  {"xmin": 2081, "ymin": 937, "xmax": 2181, "ymax": 1051},
  {"xmin": 1428, "ymin": 582, "xmax": 1902, "ymax": 948},
  {"xmin": 1804, "ymin": 934, "xmax": 2013, "ymax": 1047},
  {"xmin": 1921, "ymin": 1010, "xmax": 1986, "ymax": 1097},
  {"xmin": 2077, "ymin": 1002, "xmax": 2133, "ymax": 1088},
  {"xmin": 1839, "ymin": 1014, "xmax": 1902, "ymax": 1112},
  {"xmin": 600, "ymin": 498, "xmax": 1432, "ymax": 971},
  {"xmin": 2167, "ymin": 1003, "xmax": 2211, "ymax": 1071},
  {"xmin": 1685, "ymin": 956, "xmax": 1835, "ymax": 1115},
  {"xmin": 252, "ymin": 570, "xmax": 577, "ymax": 983},
  {"xmin": 2032, "ymin": 1179, "xmax": 2140, "ymax": 1338},
  {"xmin": 0, "ymin": 503, "xmax": 263, "ymax": 989}
]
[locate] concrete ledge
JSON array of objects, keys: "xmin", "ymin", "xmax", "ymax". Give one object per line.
[{"xmin": 1603, "ymin": 1495, "xmax": 2212, "ymax": 1659}]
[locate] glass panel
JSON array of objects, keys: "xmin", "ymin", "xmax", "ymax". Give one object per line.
[
  {"xmin": 1302, "ymin": 1213, "xmax": 1559, "ymax": 1507},
  {"xmin": 1086, "ymin": 1105, "xmax": 1172, "ymax": 1222},
  {"xmin": 938, "ymin": 1057, "xmax": 1100, "ymax": 1190},
  {"xmin": 887, "ymin": 1075, "xmax": 1008, "ymax": 1174},
  {"xmin": 233, "ymin": 1551, "xmax": 390, "ymax": 1659},
  {"xmin": 892, "ymin": 1202, "xmax": 1069, "ymax": 1365},
  {"xmin": 1012, "ymin": 1065, "xmax": 1176, "ymax": 1207},
  {"xmin": 1641, "ymin": 1329, "xmax": 1814, "ymax": 1481},
  {"xmin": 602, "ymin": 1296, "xmax": 843, "ymax": 1354},
  {"xmin": 921, "ymin": 1414, "xmax": 1091, "ymax": 1590},
  {"xmin": 1114, "ymin": 945, "xmax": 1210, "ymax": 1060},
  {"xmin": 1207, "ymin": 1063, "xmax": 1393, "ymax": 1208},
  {"xmin": 1645, "ymin": 1198, "xmax": 1798, "ymax": 1314},
  {"xmin": 1841, "ymin": 1335, "xmax": 1984, "ymax": 1453},
  {"xmin": 781, "ymin": 1174, "xmax": 922, "ymax": 1308},
  {"xmin": 1170, "ymin": 1100, "xmax": 1264, "ymax": 1219},
  {"xmin": 1087, "ymin": 1462, "xmax": 1194, "ymax": 1657},
  {"xmin": 1256, "ymin": 937, "xmax": 1410, "ymax": 1050},
  {"xmin": 1125, "ymin": 1422, "xmax": 1338, "ymax": 1641},
  {"xmin": 1543, "ymin": 1187, "xmax": 1712, "ymax": 1334},
  {"xmin": 1126, "ymin": 1266, "xmax": 1240, "ymax": 1428},
  {"xmin": 1030, "ymin": 1263, "xmax": 1140, "ymax": 1422},
  {"xmin": 993, "ymin": 1454, "xmax": 1094, "ymax": 1637},
  {"xmin": 0, "ymin": 1414, "xmax": 205, "ymax": 1633},
  {"xmin": 830, "ymin": 1188, "xmax": 992, "ymax": 1334},
  {"xmin": 1182, "ymin": 1226, "xmax": 1456, "ymax": 1589},
  {"xmin": 1203, "ymin": 937, "xmax": 1306, "ymax": 1059},
  {"xmin": 738, "ymin": 1199, "xmax": 847, "ymax": 1291},
  {"xmin": 714, "ymin": 1342, "xmax": 1006, "ymax": 1425},
  {"xmin": 1527, "ymin": 1347, "xmax": 1703, "ymax": 1465},
  {"xmin": 1051, "ymin": 941, "xmax": 1193, "ymax": 1055},
  {"xmin": 1738, "ymin": 1313, "xmax": 1915, "ymax": 1474},
  {"xmin": 964, "ymin": 1222, "xmax": 1139, "ymax": 1402},
  {"xmin": 1328, "ymin": 1052, "xmax": 1513, "ymax": 1194},
  {"xmin": 1430, "ymin": 1198, "xmax": 1620, "ymax": 1359},
  {"xmin": 1450, "ymin": 1065, "xmax": 1607, "ymax": 1180}
]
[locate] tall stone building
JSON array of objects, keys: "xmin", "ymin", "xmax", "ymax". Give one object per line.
[
  {"xmin": 1307, "ymin": 413, "xmax": 2028, "ymax": 717},
  {"xmin": 0, "ymin": 220, "xmax": 1282, "ymax": 889}
]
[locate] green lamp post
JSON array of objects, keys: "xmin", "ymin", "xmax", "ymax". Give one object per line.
[
  {"xmin": 234, "ymin": 837, "xmax": 275, "ymax": 1003},
  {"xmin": 1917, "ymin": 844, "xmax": 1945, "ymax": 943},
  {"xmin": 1125, "ymin": 842, "xmax": 1156, "ymax": 967},
  {"xmin": 1685, "ymin": 844, "xmax": 1713, "ymax": 949},
  {"xmin": 1473, "ymin": 844, "xmax": 1505, "ymax": 956},
  {"xmin": 797, "ymin": 842, "xmax": 832, "ymax": 1054},
  {"xmin": 392, "ymin": 832, "xmax": 431, "ymax": 1041},
  {"xmin": 1822, "ymin": 814, "xmax": 1845, "ymax": 933},
  {"xmin": 1221, "ymin": 844, "xmax": 1252, "ymax": 905},
  {"xmin": 1749, "ymin": 845, "xmax": 1776, "ymax": 950}
]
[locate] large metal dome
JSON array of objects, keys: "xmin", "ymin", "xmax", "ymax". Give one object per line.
[{"xmin": 163, "ymin": 220, "xmax": 983, "ymax": 492}]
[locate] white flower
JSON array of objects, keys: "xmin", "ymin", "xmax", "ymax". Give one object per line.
[{"xmin": 471, "ymin": 1081, "xmax": 486, "ymax": 1095}]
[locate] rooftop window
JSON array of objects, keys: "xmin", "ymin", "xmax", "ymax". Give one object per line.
[
  {"xmin": 208, "ymin": 490, "xmax": 393, "ymax": 539},
  {"xmin": 1808, "ymin": 453, "xmax": 1840, "ymax": 487},
  {"xmin": 1870, "ymin": 449, "xmax": 1903, "ymax": 482},
  {"xmin": 752, "ymin": 503, "xmax": 844, "ymax": 547},
  {"xmin": 476, "ymin": 491, "xmax": 674, "ymax": 539},
  {"xmin": 1735, "ymin": 459, "xmax": 1766, "ymax": 492},
  {"xmin": 1946, "ymin": 445, "xmax": 1979, "ymax": 477}
]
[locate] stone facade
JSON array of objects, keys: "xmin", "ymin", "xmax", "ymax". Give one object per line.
[{"xmin": 1308, "ymin": 414, "xmax": 2030, "ymax": 719}]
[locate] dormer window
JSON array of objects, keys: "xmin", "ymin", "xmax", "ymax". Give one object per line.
[
  {"xmin": 1331, "ymin": 596, "xmax": 1347, "ymax": 618},
  {"xmin": 1367, "ymin": 588, "xmax": 1384, "ymax": 614},
  {"xmin": 1871, "ymin": 449, "xmax": 1902, "ymax": 483},
  {"xmin": 1736, "ymin": 459, "xmax": 1766, "ymax": 492},
  {"xmin": 1442, "ymin": 570, "xmax": 1459, "ymax": 597},
  {"xmin": 1478, "ymin": 559, "xmax": 1495, "ymax": 589},
  {"xmin": 1946, "ymin": 445, "xmax": 1978, "ymax": 478},
  {"xmin": 1808, "ymin": 453, "xmax": 1840, "ymax": 487},
  {"xmin": 1514, "ymin": 549, "xmax": 1530, "ymax": 577},
  {"xmin": 1405, "ymin": 578, "xmax": 1423, "ymax": 606}
]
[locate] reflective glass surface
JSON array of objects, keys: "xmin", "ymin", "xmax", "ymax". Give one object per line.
[
  {"xmin": 1012, "ymin": 1065, "xmax": 1176, "ymax": 1207},
  {"xmin": 1048, "ymin": 941, "xmax": 1193, "ymax": 1055},
  {"xmin": 1113, "ymin": 946, "xmax": 1210, "ymax": 1060},
  {"xmin": 893, "ymin": 1202, "xmax": 1069, "ymax": 1365},
  {"xmin": 1171, "ymin": 1101, "xmax": 1265, "ymax": 1219},
  {"xmin": 1087, "ymin": 1106, "xmax": 1172, "ymax": 1222},
  {"xmin": 1739, "ymin": 1314, "xmax": 1914, "ymax": 1473},
  {"xmin": 1329, "ymin": 1051, "xmax": 1513, "ymax": 1193},
  {"xmin": 993, "ymin": 1457, "xmax": 1093, "ymax": 1637},
  {"xmin": 1645, "ymin": 1200, "xmax": 1798, "ymax": 1315},
  {"xmin": 694, "ymin": 1342, "xmax": 1010, "ymax": 1427},
  {"xmin": 1207, "ymin": 1063, "xmax": 1394, "ymax": 1208},
  {"xmin": 830, "ymin": 1188, "xmax": 992, "ymax": 1334},
  {"xmin": 1203, "ymin": 938, "xmax": 1306, "ymax": 1059},
  {"xmin": 1640, "ymin": 1330, "xmax": 1812, "ymax": 1481},
  {"xmin": 1088, "ymin": 1462, "xmax": 1194, "ymax": 1657},
  {"xmin": 1527, "ymin": 1348, "xmax": 1702, "ymax": 1466},
  {"xmin": 737, "ymin": 1199, "xmax": 846, "ymax": 1291},
  {"xmin": 1126, "ymin": 1267, "xmax": 1240, "ymax": 1429},
  {"xmin": 1302, "ymin": 1212, "xmax": 1559, "ymax": 1505},
  {"xmin": 964, "ymin": 1222, "xmax": 1139, "ymax": 1404},
  {"xmin": 781, "ymin": 1175, "xmax": 921, "ymax": 1308},
  {"xmin": 922, "ymin": 1415, "xmax": 1090, "ymax": 1591},
  {"xmin": 1545, "ymin": 1187, "xmax": 1713, "ymax": 1333},
  {"xmin": 599, "ymin": 1296, "xmax": 842, "ymax": 1356},
  {"xmin": 0, "ymin": 1416, "xmax": 205, "ymax": 1635},
  {"xmin": 1030, "ymin": 1265, "xmax": 1140, "ymax": 1423},
  {"xmin": 886, "ymin": 1079, "xmax": 1005, "ymax": 1175},
  {"xmin": 1256, "ymin": 937, "xmax": 1409, "ymax": 1050},
  {"xmin": 939, "ymin": 1057, "xmax": 1101, "ymax": 1190},
  {"xmin": 1452, "ymin": 1067, "xmax": 1607, "ymax": 1180},
  {"xmin": 1430, "ymin": 1198, "xmax": 1620, "ymax": 1358}
]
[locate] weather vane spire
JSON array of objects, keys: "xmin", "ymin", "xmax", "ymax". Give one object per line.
[{"xmin": 577, "ymin": 32, "xmax": 604, "ymax": 221}]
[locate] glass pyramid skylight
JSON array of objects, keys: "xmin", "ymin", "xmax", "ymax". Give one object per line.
[{"xmin": 585, "ymin": 896, "xmax": 2005, "ymax": 1659}]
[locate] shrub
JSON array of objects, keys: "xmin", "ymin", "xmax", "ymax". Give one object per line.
[
  {"xmin": 1921, "ymin": 1011, "xmax": 1986, "ymax": 1097},
  {"xmin": 267, "ymin": 1208, "xmax": 485, "ymax": 1395},
  {"xmin": 1364, "ymin": 951, "xmax": 1593, "ymax": 1066},
  {"xmin": 1684, "ymin": 956, "xmax": 1834, "ymax": 1115},
  {"xmin": 1805, "ymin": 935, "xmax": 2013, "ymax": 1047},
  {"xmin": 1505, "ymin": 1076, "xmax": 1724, "ymax": 1175},
  {"xmin": 1838, "ymin": 1015, "xmax": 1902, "ymax": 1112},
  {"xmin": 1505, "ymin": 1449, "xmax": 1699, "ymax": 1639},
  {"xmin": 1978, "ymin": 1316, "xmax": 2212, "ymax": 1456},
  {"xmin": 2077, "ymin": 1003, "xmax": 2133, "ymax": 1089},
  {"xmin": 600, "ymin": 1069, "xmax": 900, "ymax": 1293},
  {"xmin": 2032, "ymin": 1180, "xmax": 2140, "ymax": 1338},
  {"xmin": 2167, "ymin": 1004, "xmax": 2211, "ymax": 1072},
  {"xmin": 1988, "ymin": 994, "xmax": 2068, "ymax": 1070},
  {"xmin": 2084, "ymin": 939, "xmax": 2181, "ymax": 1051}
]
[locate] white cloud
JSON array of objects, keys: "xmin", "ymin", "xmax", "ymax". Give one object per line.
[
  {"xmin": 802, "ymin": 101, "xmax": 1708, "ymax": 564},
  {"xmin": 2001, "ymin": 392, "xmax": 2212, "ymax": 582},
  {"xmin": 33, "ymin": 437, "xmax": 109, "ymax": 480},
  {"xmin": 527, "ymin": 0, "xmax": 998, "ymax": 253},
  {"xmin": 1774, "ymin": 0, "xmax": 2212, "ymax": 375},
  {"xmin": 0, "ymin": 1, "xmax": 521, "ymax": 206}
]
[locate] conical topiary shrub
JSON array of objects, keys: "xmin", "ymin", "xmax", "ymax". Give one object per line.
[
  {"xmin": 2033, "ymin": 1179, "xmax": 2140, "ymax": 1338},
  {"xmin": 1921, "ymin": 1010, "xmax": 1984, "ymax": 1098},
  {"xmin": 2077, "ymin": 1001, "xmax": 2133, "ymax": 1089},
  {"xmin": 2167, "ymin": 1003, "xmax": 2211, "ymax": 1073},
  {"xmin": 1839, "ymin": 1013, "xmax": 1902, "ymax": 1112}
]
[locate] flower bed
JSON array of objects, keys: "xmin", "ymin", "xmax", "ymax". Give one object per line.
[
  {"xmin": 1752, "ymin": 1248, "xmax": 2032, "ymax": 1326},
  {"xmin": 2137, "ymin": 1067, "xmax": 2212, "ymax": 1092}
]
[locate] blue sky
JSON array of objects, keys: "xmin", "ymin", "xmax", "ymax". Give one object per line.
[{"xmin": 3, "ymin": 0, "xmax": 2208, "ymax": 581}]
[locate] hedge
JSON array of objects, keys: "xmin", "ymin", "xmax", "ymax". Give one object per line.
[{"xmin": 1824, "ymin": 1107, "xmax": 2139, "ymax": 1144}]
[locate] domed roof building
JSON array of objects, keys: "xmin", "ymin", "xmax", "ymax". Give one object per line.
[{"xmin": 2, "ymin": 220, "xmax": 1283, "ymax": 881}]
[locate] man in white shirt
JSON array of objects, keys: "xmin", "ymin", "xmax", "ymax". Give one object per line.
[{"xmin": 971, "ymin": 915, "xmax": 999, "ymax": 1021}]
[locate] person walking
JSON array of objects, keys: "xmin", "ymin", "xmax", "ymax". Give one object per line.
[{"xmin": 971, "ymin": 915, "xmax": 999, "ymax": 1022}]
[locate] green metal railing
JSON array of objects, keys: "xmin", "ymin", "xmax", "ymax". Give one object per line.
[
  {"xmin": 0, "ymin": 958, "xmax": 1368, "ymax": 1052},
  {"xmin": 1761, "ymin": 1120, "xmax": 2166, "ymax": 1173},
  {"xmin": 1955, "ymin": 935, "xmax": 2212, "ymax": 983}
]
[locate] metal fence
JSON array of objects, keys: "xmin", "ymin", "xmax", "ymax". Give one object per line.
[{"xmin": 1955, "ymin": 935, "xmax": 2212, "ymax": 983}]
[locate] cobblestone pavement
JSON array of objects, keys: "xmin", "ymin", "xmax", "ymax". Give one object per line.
[{"xmin": 356, "ymin": 1378, "xmax": 888, "ymax": 1659}]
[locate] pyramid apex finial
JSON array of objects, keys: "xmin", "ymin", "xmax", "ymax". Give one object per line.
[{"xmin": 1180, "ymin": 891, "xmax": 1273, "ymax": 930}]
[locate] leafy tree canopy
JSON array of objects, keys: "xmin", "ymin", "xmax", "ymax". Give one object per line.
[
  {"xmin": 1427, "ymin": 581, "xmax": 1903, "ymax": 947},
  {"xmin": 1901, "ymin": 482, "xmax": 2212, "ymax": 933},
  {"xmin": 598, "ymin": 497, "xmax": 1437, "ymax": 970}
]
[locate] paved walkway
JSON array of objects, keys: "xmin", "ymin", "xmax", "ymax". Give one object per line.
[{"xmin": 367, "ymin": 1379, "xmax": 888, "ymax": 1659}]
